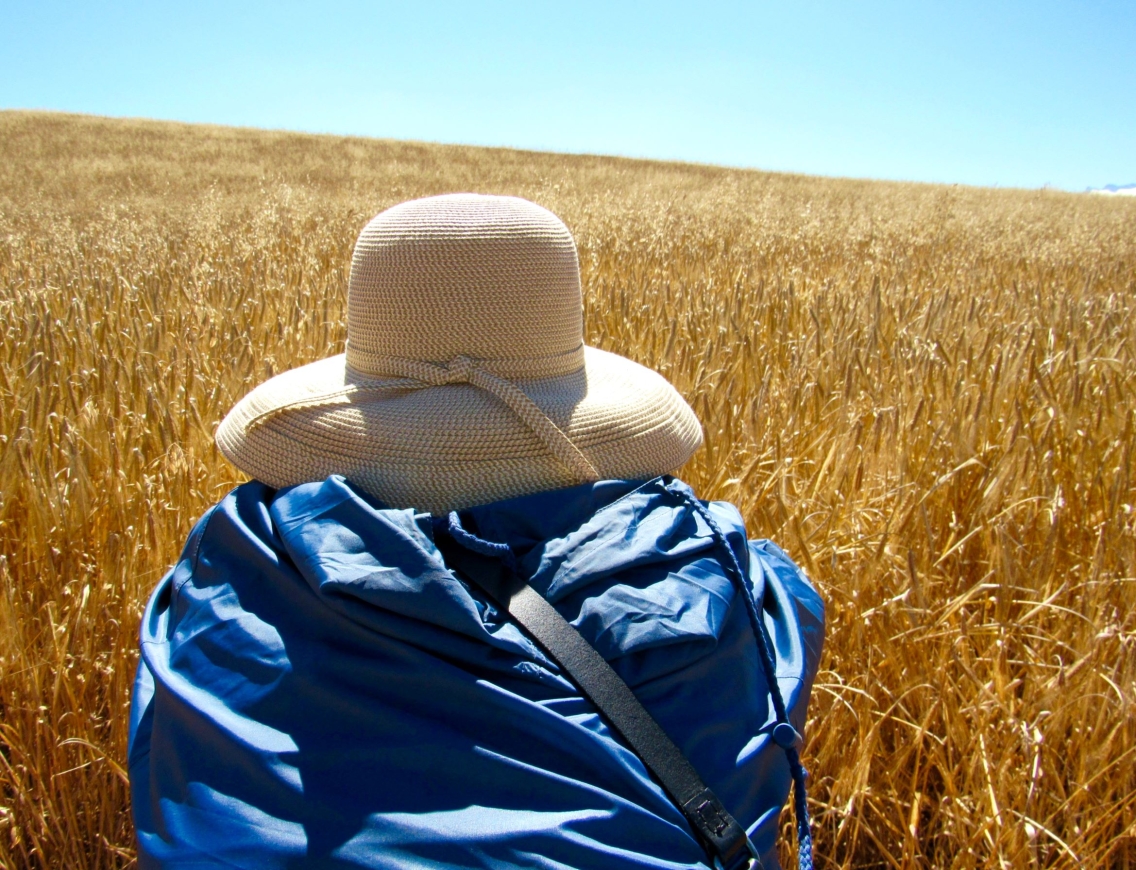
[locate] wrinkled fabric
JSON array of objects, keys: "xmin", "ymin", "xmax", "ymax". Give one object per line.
[{"xmin": 129, "ymin": 475, "xmax": 824, "ymax": 870}]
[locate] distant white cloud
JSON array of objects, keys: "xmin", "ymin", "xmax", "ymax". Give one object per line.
[{"xmin": 1088, "ymin": 183, "xmax": 1136, "ymax": 195}]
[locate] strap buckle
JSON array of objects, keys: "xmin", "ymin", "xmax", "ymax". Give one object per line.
[
  {"xmin": 683, "ymin": 788, "xmax": 762, "ymax": 870},
  {"xmin": 712, "ymin": 834, "xmax": 762, "ymax": 870}
]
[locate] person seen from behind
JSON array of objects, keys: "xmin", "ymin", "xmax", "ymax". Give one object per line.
[{"xmin": 128, "ymin": 194, "xmax": 825, "ymax": 869}]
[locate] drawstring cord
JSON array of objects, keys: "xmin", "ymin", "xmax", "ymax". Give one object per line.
[
  {"xmin": 443, "ymin": 511, "xmax": 517, "ymax": 569},
  {"xmin": 675, "ymin": 491, "xmax": 814, "ymax": 870},
  {"xmin": 440, "ymin": 486, "xmax": 813, "ymax": 870}
]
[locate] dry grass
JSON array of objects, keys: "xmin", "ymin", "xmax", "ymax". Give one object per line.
[{"xmin": 2, "ymin": 110, "xmax": 1135, "ymax": 869}]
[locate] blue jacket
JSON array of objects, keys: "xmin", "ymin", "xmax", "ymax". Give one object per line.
[{"xmin": 129, "ymin": 475, "xmax": 824, "ymax": 869}]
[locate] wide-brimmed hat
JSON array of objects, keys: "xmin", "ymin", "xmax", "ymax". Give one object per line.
[{"xmin": 216, "ymin": 194, "xmax": 703, "ymax": 514}]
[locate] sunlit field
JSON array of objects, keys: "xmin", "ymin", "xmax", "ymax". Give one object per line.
[{"xmin": 2, "ymin": 110, "xmax": 1134, "ymax": 869}]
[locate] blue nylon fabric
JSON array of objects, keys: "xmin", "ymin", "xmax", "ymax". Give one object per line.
[{"xmin": 129, "ymin": 475, "xmax": 824, "ymax": 870}]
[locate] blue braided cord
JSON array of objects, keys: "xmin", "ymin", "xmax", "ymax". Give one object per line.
[
  {"xmin": 442, "ymin": 512, "xmax": 518, "ymax": 572},
  {"xmin": 676, "ymin": 491, "xmax": 814, "ymax": 870}
]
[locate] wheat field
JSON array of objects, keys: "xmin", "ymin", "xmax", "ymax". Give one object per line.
[{"xmin": 1, "ymin": 110, "xmax": 1135, "ymax": 869}]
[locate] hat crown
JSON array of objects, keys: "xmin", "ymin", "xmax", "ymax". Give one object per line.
[{"xmin": 346, "ymin": 194, "xmax": 584, "ymax": 378}]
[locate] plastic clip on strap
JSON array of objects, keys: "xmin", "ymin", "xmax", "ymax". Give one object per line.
[{"xmin": 436, "ymin": 513, "xmax": 761, "ymax": 870}]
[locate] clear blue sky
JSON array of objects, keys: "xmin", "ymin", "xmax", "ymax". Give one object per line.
[{"xmin": 3, "ymin": 1, "xmax": 1133, "ymax": 191}]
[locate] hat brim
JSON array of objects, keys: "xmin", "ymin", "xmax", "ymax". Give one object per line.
[{"xmin": 215, "ymin": 347, "xmax": 703, "ymax": 514}]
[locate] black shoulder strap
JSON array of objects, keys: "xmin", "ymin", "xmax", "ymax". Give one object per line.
[{"xmin": 435, "ymin": 532, "xmax": 759, "ymax": 870}]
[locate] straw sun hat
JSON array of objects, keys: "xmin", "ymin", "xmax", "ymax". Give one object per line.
[{"xmin": 216, "ymin": 194, "xmax": 703, "ymax": 514}]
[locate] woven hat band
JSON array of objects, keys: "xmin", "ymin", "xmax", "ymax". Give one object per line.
[
  {"xmin": 374, "ymin": 355, "xmax": 598, "ymax": 481},
  {"xmin": 346, "ymin": 342, "xmax": 586, "ymax": 380},
  {"xmin": 245, "ymin": 354, "xmax": 599, "ymax": 484}
]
